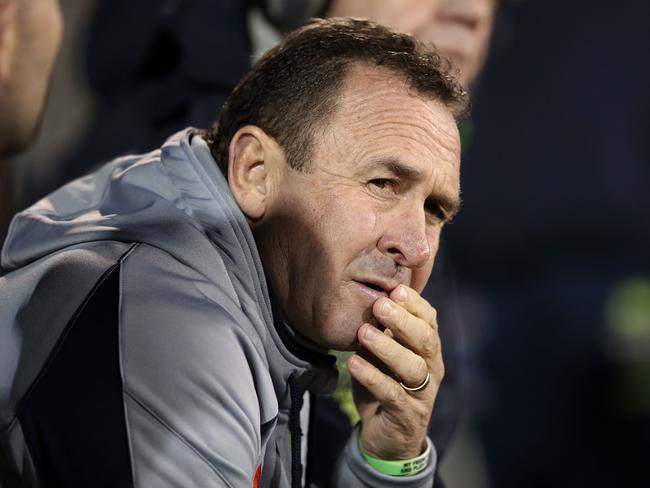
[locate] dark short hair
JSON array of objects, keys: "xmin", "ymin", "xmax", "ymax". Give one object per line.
[{"xmin": 203, "ymin": 17, "xmax": 468, "ymax": 175}]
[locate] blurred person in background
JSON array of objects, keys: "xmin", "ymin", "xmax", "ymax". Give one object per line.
[
  {"xmin": 27, "ymin": 0, "xmax": 496, "ymax": 201},
  {"xmin": 0, "ymin": 0, "xmax": 62, "ymax": 241},
  {"xmin": 327, "ymin": 0, "xmax": 495, "ymax": 89}
]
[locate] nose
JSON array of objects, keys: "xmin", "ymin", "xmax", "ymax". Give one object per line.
[{"xmin": 378, "ymin": 205, "xmax": 435, "ymax": 269}]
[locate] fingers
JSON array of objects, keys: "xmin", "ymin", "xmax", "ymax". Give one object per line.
[
  {"xmin": 371, "ymin": 292, "xmax": 440, "ymax": 361},
  {"xmin": 349, "ymin": 350, "xmax": 437, "ymax": 460},
  {"xmin": 350, "ymin": 286, "xmax": 443, "ymax": 461},
  {"xmin": 347, "ymin": 353, "xmax": 406, "ymax": 408},
  {"xmin": 390, "ymin": 285, "xmax": 437, "ymax": 328},
  {"xmin": 357, "ymin": 323, "xmax": 430, "ymax": 389}
]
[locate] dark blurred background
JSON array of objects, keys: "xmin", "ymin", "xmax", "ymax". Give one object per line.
[
  {"xmin": 447, "ymin": 0, "xmax": 650, "ymax": 486},
  {"xmin": 5, "ymin": 0, "xmax": 650, "ymax": 486}
]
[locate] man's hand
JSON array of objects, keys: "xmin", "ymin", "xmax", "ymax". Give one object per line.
[{"xmin": 347, "ymin": 285, "xmax": 443, "ymax": 460}]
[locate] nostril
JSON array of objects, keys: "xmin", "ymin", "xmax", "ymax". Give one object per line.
[{"xmin": 387, "ymin": 247, "xmax": 401, "ymax": 255}]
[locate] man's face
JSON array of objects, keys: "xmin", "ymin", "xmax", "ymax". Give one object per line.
[{"xmin": 255, "ymin": 65, "xmax": 461, "ymax": 351}]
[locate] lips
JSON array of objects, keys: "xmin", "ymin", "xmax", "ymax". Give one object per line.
[
  {"xmin": 443, "ymin": 13, "xmax": 479, "ymax": 32},
  {"xmin": 435, "ymin": 8, "xmax": 489, "ymax": 45},
  {"xmin": 352, "ymin": 277, "xmax": 399, "ymax": 301}
]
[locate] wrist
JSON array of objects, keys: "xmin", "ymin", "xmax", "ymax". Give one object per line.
[
  {"xmin": 360, "ymin": 434, "xmax": 426, "ymax": 460},
  {"xmin": 357, "ymin": 434, "xmax": 431, "ymax": 477}
]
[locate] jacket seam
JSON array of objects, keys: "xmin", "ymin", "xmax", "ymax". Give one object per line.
[
  {"xmin": 118, "ymin": 244, "xmax": 140, "ymax": 488},
  {"xmin": 123, "ymin": 389, "xmax": 234, "ymax": 488},
  {"xmin": 13, "ymin": 243, "xmax": 138, "ymax": 421}
]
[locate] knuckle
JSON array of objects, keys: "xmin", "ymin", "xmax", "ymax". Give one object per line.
[
  {"xmin": 413, "ymin": 402, "xmax": 431, "ymax": 422},
  {"xmin": 421, "ymin": 330, "xmax": 439, "ymax": 356},
  {"xmin": 410, "ymin": 358, "xmax": 428, "ymax": 383},
  {"xmin": 430, "ymin": 307, "xmax": 438, "ymax": 322},
  {"xmin": 395, "ymin": 307, "xmax": 409, "ymax": 331},
  {"xmin": 433, "ymin": 362, "xmax": 445, "ymax": 382},
  {"xmin": 366, "ymin": 368, "xmax": 382, "ymax": 389},
  {"xmin": 423, "ymin": 305, "xmax": 437, "ymax": 327},
  {"xmin": 387, "ymin": 383, "xmax": 404, "ymax": 405},
  {"xmin": 383, "ymin": 340, "xmax": 400, "ymax": 362}
]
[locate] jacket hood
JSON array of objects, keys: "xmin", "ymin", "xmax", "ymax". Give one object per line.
[
  {"xmin": 2, "ymin": 128, "xmax": 337, "ymax": 396},
  {"xmin": 4, "ymin": 130, "xmax": 231, "ymax": 275},
  {"xmin": 3, "ymin": 128, "xmax": 269, "ymax": 335}
]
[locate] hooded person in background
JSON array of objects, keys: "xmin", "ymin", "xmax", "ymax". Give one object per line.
[
  {"xmin": 0, "ymin": 18, "xmax": 469, "ymax": 488},
  {"xmin": 0, "ymin": 0, "xmax": 62, "ymax": 240}
]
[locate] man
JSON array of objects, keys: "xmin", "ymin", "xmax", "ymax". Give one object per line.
[
  {"xmin": 0, "ymin": 0, "xmax": 62, "ymax": 239},
  {"xmin": 307, "ymin": 3, "xmax": 497, "ymax": 480},
  {"xmin": 0, "ymin": 18, "xmax": 467, "ymax": 487}
]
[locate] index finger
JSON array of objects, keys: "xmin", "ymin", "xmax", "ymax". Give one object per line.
[{"xmin": 389, "ymin": 285, "xmax": 438, "ymax": 329}]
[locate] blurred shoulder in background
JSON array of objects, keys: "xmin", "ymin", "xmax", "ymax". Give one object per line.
[{"xmin": 0, "ymin": 0, "xmax": 62, "ymax": 240}]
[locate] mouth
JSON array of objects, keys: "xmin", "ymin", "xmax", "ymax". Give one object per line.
[
  {"xmin": 352, "ymin": 278, "xmax": 397, "ymax": 301},
  {"xmin": 446, "ymin": 15, "xmax": 478, "ymax": 32},
  {"xmin": 426, "ymin": 15, "xmax": 481, "ymax": 63},
  {"xmin": 438, "ymin": 7, "xmax": 489, "ymax": 41}
]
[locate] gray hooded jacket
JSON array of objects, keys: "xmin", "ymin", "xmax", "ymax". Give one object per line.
[{"xmin": 0, "ymin": 129, "xmax": 436, "ymax": 487}]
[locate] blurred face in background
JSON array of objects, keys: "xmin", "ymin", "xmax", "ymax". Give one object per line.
[
  {"xmin": 417, "ymin": 0, "xmax": 496, "ymax": 87},
  {"xmin": 328, "ymin": 0, "xmax": 496, "ymax": 87},
  {"xmin": 0, "ymin": 0, "xmax": 63, "ymax": 156}
]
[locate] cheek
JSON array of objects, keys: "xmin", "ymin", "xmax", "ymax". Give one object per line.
[
  {"xmin": 345, "ymin": 206, "xmax": 377, "ymax": 235},
  {"xmin": 320, "ymin": 197, "xmax": 378, "ymax": 252},
  {"xmin": 411, "ymin": 260, "xmax": 435, "ymax": 293}
]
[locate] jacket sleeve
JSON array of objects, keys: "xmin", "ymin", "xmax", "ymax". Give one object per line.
[
  {"xmin": 331, "ymin": 426, "xmax": 437, "ymax": 487},
  {"xmin": 119, "ymin": 244, "xmax": 275, "ymax": 487}
]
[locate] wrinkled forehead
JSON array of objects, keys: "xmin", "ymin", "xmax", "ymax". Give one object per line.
[
  {"xmin": 340, "ymin": 64, "xmax": 458, "ymax": 133},
  {"xmin": 329, "ymin": 64, "xmax": 462, "ymax": 171}
]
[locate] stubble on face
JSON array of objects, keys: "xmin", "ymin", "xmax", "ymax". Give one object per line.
[{"xmin": 257, "ymin": 64, "xmax": 461, "ymax": 351}]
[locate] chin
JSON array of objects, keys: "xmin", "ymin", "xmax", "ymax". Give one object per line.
[
  {"xmin": 322, "ymin": 335, "xmax": 359, "ymax": 353},
  {"xmin": 316, "ymin": 311, "xmax": 369, "ymax": 352},
  {"xmin": 306, "ymin": 289, "xmax": 375, "ymax": 351}
]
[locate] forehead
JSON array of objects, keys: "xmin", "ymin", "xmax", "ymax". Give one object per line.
[{"xmin": 317, "ymin": 64, "xmax": 461, "ymax": 184}]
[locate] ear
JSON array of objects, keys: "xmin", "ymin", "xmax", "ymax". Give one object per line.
[
  {"xmin": 0, "ymin": 1, "xmax": 16, "ymax": 83},
  {"xmin": 227, "ymin": 125, "xmax": 286, "ymax": 221}
]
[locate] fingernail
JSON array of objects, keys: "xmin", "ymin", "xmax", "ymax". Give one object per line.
[
  {"xmin": 348, "ymin": 355, "xmax": 360, "ymax": 371},
  {"xmin": 363, "ymin": 324, "xmax": 378, "ymax": 341},
  {"xmin": 380, "ymin": 299, "xmax": 395, "ymax": 317},
  {"xmin": 394, "ymin": 286, "xmax": 407, "ymax": 303}
]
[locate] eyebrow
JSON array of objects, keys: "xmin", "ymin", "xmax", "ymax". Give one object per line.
[
  {"xmin": 380, "ymin": 158, "xmax": 423, "ymax": 179},
  {"xmin": 363, "ymin": 156, "xmax": 462, "ymax": 219}
]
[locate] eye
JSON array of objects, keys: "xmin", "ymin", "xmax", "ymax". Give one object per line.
[
  {"xmin": 368, "ymin": 178, "xmax": 398, "ymax": 193},
  {"xmin": 425, "ymin": 200, "xmax": 447, "ymax": 222}
]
